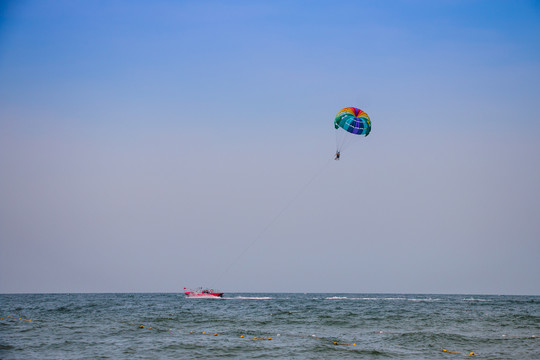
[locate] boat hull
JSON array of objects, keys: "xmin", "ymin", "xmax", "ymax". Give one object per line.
[{"xmin": 185, "ymin": 292, "xmax": 224, "ymax": 298}]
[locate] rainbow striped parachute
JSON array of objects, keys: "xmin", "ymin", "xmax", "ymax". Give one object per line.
[
  {"xmin": 334, "ymin": 107, "xmax": 371, "ymax": 136},
  {"xmin": 334, "ymin": 107, "xmax": 371, "ymax": 156}
]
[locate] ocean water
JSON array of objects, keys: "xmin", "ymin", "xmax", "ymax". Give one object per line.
[{"xmin": 1, "ymin": 293, "xmax": 538, "ymax": 359}]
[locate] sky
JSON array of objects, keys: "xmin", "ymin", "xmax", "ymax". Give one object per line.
[{"xmin": 1, "ymin": 0, "xmax": 539, "ymax": 295}]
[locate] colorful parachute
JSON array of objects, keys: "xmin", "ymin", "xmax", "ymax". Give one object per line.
[
  {"xmin": 334, "ymin": 107, "xmax": 371, "ymax": 136},
  {"xmin": 334, "ymin": 107, "xmax": 371, "ymax": 155}
]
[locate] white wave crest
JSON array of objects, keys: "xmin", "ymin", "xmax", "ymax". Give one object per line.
[
  {"xmin": 326, "ymin": 296, "xmax": 349, "ymax": 300},
  {"xmin": 325, "ymin": 297, "xmax": 441, "ymax": 302},
  {"xmin": 231, "ymin": 296, "xmax": 273, "ymax": 300}
]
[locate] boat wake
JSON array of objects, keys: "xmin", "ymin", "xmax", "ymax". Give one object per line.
[
  {"xmin": 230, "ymin": 296, "xmax": 273, "ymax": 300},
  {"xmin": 325, "ymin": 296, "xmax": 442, "ymax": 302}
]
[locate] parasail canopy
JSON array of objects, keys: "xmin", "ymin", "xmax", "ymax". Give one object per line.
[
  {"xmin": 334, "ymin": 107, "xmax": 371, "ymax": 136},
  {"xmin": 334, "ymin": 107, "xmax": 371, "ymax": 155}
]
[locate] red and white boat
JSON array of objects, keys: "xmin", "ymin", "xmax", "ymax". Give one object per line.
[{"xmin": 184, "ymin": 287, "xmax": 224, "ymax": 298}]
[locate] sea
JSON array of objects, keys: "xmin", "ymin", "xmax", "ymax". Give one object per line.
[{"xmin": 1, "ymin": 293, "xmax": 538, "ymax": 359}]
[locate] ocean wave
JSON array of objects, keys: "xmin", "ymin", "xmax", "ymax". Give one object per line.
[
  {"xmin": 462, "ymin": 298, "xmax": 491, "ymax": 302},
  {"xmin": 325, "ymin": 296, "xmax": 441, "ymax": 302},
  {"xmin": 501, "ymin": 334, "xmax": 538, "ymax": 339},
  {"xmin": 230, "ymin": 296, "xmax": 273, "ymax": 300}
]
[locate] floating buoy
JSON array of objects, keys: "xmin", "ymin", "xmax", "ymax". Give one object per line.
[{"xmin": 443, "ymin": 349, "xmax": 475, "ymax": 356}]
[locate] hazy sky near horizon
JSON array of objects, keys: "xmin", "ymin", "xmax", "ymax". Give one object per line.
[{"xmin": 1, "ymin": 0, "xmax": 539, "ymax": 295}]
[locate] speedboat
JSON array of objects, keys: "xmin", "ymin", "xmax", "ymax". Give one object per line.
[{"xmin": 184, "ymin": 287, "xmax": 224, "ymax": 298}]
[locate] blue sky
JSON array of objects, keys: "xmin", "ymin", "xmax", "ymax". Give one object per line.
[{"xmin": 1, "ymin": 0, "xmax": 539, "ymax": 294}]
